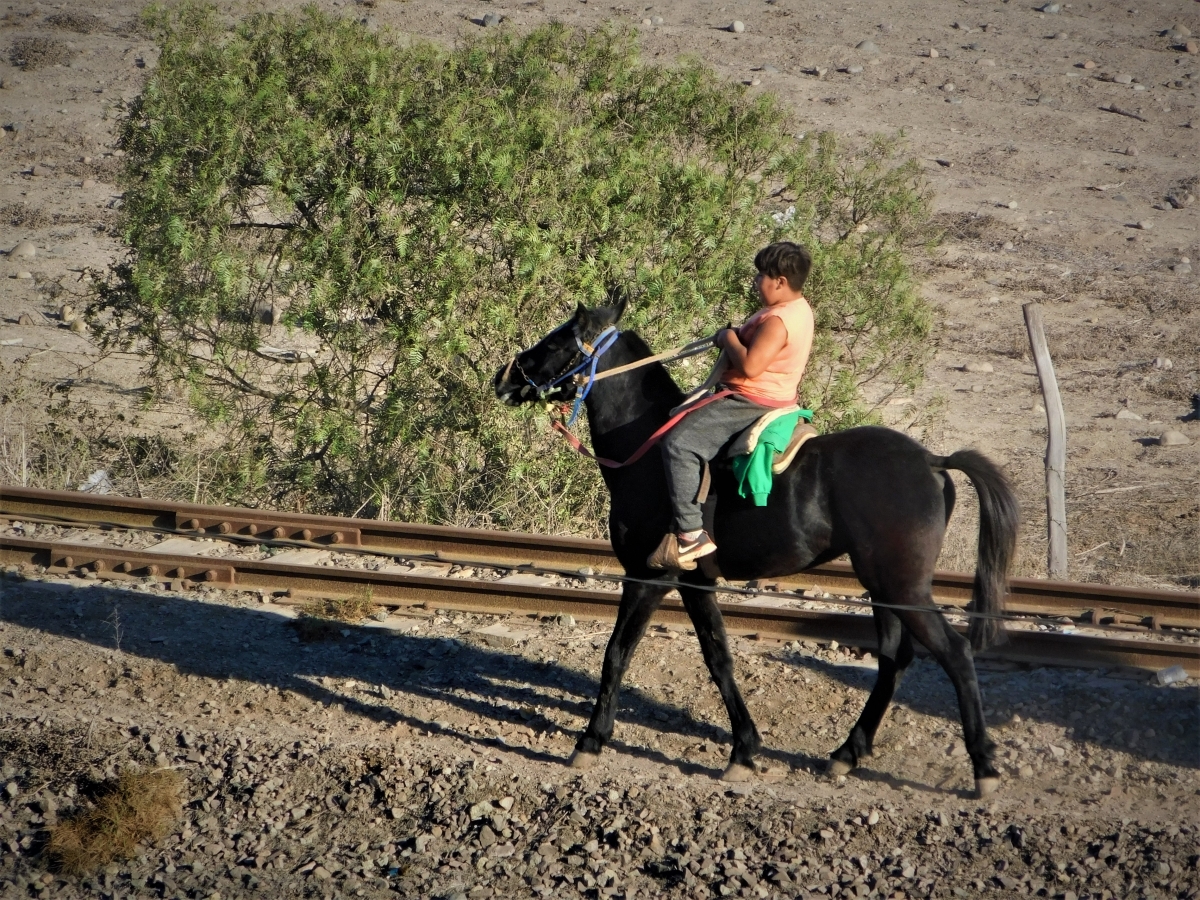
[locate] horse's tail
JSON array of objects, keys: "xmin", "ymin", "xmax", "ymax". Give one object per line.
[{"xmin": 930, "ymin": 449, "xmax": 1020, "ymax": 652}]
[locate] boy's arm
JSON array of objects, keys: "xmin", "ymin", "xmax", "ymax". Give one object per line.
[{"xmin": 717, "ymin": 317, "xmax": 788, "ymax": 378}]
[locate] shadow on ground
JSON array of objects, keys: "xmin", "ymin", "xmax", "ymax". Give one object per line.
[{"xmin": 1, "ymin": 577, "xmax": 1196, "ymax": 784}]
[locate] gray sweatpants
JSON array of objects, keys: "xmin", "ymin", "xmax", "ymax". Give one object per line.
[{"xmin": 660, "ymin": 392, "xmax": 773, "ymax": 533}]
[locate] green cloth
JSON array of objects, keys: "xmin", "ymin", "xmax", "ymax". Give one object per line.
[{"xmin": 730, "ymin": 409, "xmax": 814, "ymax": 506}]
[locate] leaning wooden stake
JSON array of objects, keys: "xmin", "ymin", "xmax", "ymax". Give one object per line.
[{"xmin": 1023, "ymin": 303, "xmax": 1068, "ymax": 579}]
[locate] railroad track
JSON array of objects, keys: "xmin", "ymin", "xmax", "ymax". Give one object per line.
[{"xmin": 0, "ymin": 486, "xmax": 1196, "ymax": 675}]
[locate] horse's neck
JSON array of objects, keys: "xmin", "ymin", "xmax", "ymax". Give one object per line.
[{"xmin": 583, "ymin": 333, "xmax": 683, "ymax": 455}]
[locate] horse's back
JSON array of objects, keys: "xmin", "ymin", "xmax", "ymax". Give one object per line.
[{"xmin": 711, "ymin": 425, "xmax": 949, "ymax": 580}]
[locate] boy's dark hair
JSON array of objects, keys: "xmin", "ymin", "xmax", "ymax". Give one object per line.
[{"xmin": 754, "ymin": 241, "xmax": 812, "ymax": 291}]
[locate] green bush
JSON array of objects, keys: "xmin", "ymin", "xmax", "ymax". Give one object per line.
[{"xmin": 93, "ymin": 3, "xmax": 934, "ymax": 535}]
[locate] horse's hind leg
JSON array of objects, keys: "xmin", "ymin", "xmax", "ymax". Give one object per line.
[
  {"xmin": 678, "ymin": 585, "xmax": 761, "ymax": 782},
  {"xmin": 829, "ymin": 608, "xmax": 914, "ymax": 776},
  {"xmin": 571, "ymin": 581, "xmax": 667, "ymax": 769},
  {"xmin": 896, "ymin": 604, "xmax": 1000, "ymax": 798}
]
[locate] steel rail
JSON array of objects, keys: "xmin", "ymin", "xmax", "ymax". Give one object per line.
[
  {"xmin": 1, "ymin": 486, "xmax": 1196, "ymax": 629},
  {"xmin": 0, "ymin": 533, "xmax": 1196, "ymax": 676}
]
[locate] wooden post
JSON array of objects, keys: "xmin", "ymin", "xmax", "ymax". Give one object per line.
[{"xmin": 1023, "ymin": 303, "xmax": 1067, "ymax": 579}]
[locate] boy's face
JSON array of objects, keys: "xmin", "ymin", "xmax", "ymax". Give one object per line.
[{"xmin": 754, "ymin": 271, "xmax": 795, "ymax": 307}]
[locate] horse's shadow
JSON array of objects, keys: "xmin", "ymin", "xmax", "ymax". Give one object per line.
[{"xmin": 1, "ymin": 578, "xmax": 1195, "ymax": 787}]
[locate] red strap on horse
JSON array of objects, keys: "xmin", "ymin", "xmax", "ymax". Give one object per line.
[{"xmin": 552, "ymin": 388, "xmax": 796, "ymax": 472}]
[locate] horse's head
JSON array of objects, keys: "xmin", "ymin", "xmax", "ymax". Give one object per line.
[{"xmin": 494, "ymin": 291, "xmax": 627, "ymax": 406}]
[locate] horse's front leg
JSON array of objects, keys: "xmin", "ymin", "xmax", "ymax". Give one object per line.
[
  {"xmin": 678, "ymin": 584, "xmax": 761, "ymax": 782},
  {"xmin": 571, "ymin": 581, "xmax": 667, "ymax": 769}
]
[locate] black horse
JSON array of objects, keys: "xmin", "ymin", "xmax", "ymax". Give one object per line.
[{"xmin": 495, "ymin": 297, "xmax": 1019, "ymax": 798}]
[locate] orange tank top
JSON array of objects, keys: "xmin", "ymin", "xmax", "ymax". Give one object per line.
[{"xmin": 721, "ymin": 296, "xmax": 815, "ymax": 405}]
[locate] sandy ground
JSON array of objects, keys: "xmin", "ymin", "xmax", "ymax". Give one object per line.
[{"xmin": 0, "ymin": 1, "xmax": 1198, "ymax": 898}]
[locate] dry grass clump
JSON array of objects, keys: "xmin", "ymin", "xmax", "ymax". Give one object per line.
[
  {"xmin": 291, "ymin": 590, "xmax": 383, "ymax": 641},
  {"xmin": 47, "ymin": 769, "xmax": 183, "ymax": 876},
  {"xmin": 8, "ymin": 36, "xmax": 73, "ymax": 70},
  {"xmin": 46, "ymin": 12, "xmax": 104, "ymax": 33}
]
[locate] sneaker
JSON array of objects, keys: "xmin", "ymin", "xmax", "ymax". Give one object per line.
[{"xmin": 646, "ymin": 531, "xmax": 717, "ymax": 570}]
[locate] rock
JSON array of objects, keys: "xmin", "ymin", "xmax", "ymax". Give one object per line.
[
  {"xmin": 15, "ymin": 271, "xmax": 32, "ymax": 280},
  {"xmin": 1187, "ymin": 41, "xmax": 1198, "ymax": 54},
  {"xmin": 730, "ymin": 21, "xmax": 745, "ymax": 34},
  {"xmin": 942, "ymin": 82, "xmax": 955, "ymax": 92},
  {"xmin": 846, "ymin": 64, "xmax": 863, "ymax": 74},
  {"xmin": 1124, "ymin": 145, "xmax": 1139, "ymax": 157},
  {"xmin": 498, "ymin": 796, "xmax": 514, "ymax": 810},
  {"xmin": 7, "ymin": 121, "xmax": 23, "ymax": 133},
  {"xmin": 1152, "ymin": 356, "xmax": 1172, "ymax": 370},
  {"xmin": 1164, "ymin": 24, "xmax": 1192, "ymax": 40},
  {"xmin": 1003, "ymin": 241, "xmax": 1014, "ymax": 251},
  {"xmin": 1113, "ymin": 74, "xmax": 1133, "ymax": 85},
  {"xmin": 1134, "ymin": 220, "xmax": 1152, "ymax": 230},
  {"xmin": 478, "ymin": 825, "xmax": 497, "ymax": 847},
  {"xmin": 480, "ymin": 12, "xmax": 500, "ymax": 27},
  {"xmin": 469, "ymin": 801, "xmax": 493, "ymax": 820},
  {"xmin": 1173, "ymin": 263, "xmax": 1192, "ymax": 275},
  {"xmin": 1018, "ymin": 764, "xmax": 1034, "ymax": 778},
  {"xmin": 1049, "ymin": 744, "xmax": 1065, "ymax": 758},
  {"xmin": 9, "ymin": 240, "xmax": 36, "ymax": 258},
  {"xmin": 311, "ymin": 866, "xmax": 331, "ymax": 880},
  {"xmin": 651, "ymin": 15, "xmax": 663, "ymax": 26},
  {"xmin": 1007, "ymin": 201, "xmax": 1018, "ymax": 209},
  {"xmin": 82, "ymin": 178, "xmax": 96, "ymax": 189},
  {"xmin": 1037, "ymin": 94, "xmax": 1054, "ymax": 105},
  {"xmin": 977, "ymin": 58, "xmax": 996, "ymax": 66},
  {"xmin": 1054, "ymin": 31, "xmax": 1068, "ymax": 40},
  {"xmin": 1040, "ymin": 2, "xmax": 1061, "ymax": 12},
  {"xmin": 963, "ymin": 362, "xmax": 993, "ymax": 373},
  {"xmin": 555, "ymin": 613, "xmax": 575, "ymax": 627},
  {"xmin": 3, "ymin": 782, "xmax": 17, "ymax": 799},
  {"xmin": 856, "ymin": 40, "xmax": 879, "ymax": 55},
  {"xmin": 1115, "ymin": 409, "xmax": 1141, "ymax": 420},
  {"xmin": 868, "ymin": 810, "xmax": 880, "ymax": 825},
  {"xmin": 30, "ymin": 164, "xmax": 52, "ymax": 177},
  {"xmin": 70, "ymin": 318, "xmax": 87, "ymax": 333},
  {"xmin": 927, "ymin": 47, "xmax": 938, "ymax": 58},
  {"xmin": 1082, "ymin": 59, "xmax": 1096, "ymax": 69},
  {"xmin": 1158, "ymin": 430, "xmax": 1190, "ymax": 446}
]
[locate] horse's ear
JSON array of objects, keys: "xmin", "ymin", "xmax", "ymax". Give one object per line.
[
  {"xmin": 602, "ymin": 286, "xmax": 628, "ymax": 324},
  {"xmin": 573, "ymin": 302, "xmax": 591, "ymax": 327}
]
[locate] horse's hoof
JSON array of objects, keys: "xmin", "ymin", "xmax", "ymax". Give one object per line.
[
  {"xmin": 975, "ymin": 776, "xmax": 1001, "ymax": 798},
  {"xmin": 721, "ymin": 763, "xmax": 755, "ymax": 783},
  {"xmin": 826, "ymin": 758, "xmax": 854, "ymax": 777},
  {"xmin": 568, "ymin": 750, "xmax": 599, "ymax": 770}
]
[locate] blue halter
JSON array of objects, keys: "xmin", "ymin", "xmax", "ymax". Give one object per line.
[{"xmin": 526, "ymin": 325, "xmax": 621, "ymax": 427}]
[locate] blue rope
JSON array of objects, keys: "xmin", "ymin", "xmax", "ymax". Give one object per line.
[{"xmin": 564, "ymin": 327, "xmax": 620, "ymax": 426}]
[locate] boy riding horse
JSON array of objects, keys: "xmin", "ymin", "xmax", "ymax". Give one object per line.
[{"xmin": 650, "ymin": 241, "xmax": 815, "ymax": 570}]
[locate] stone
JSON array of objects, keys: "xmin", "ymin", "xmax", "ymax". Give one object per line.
[
  {"xmin": 1054, "ymin": 32, "xmax": 1068, "ymax": 40},
  {"xmin": 963, "ymin": 362, "xmax": 993, "ymax": 373},
  {"xmin": 82, "ymin": 178, "xmax": 96, "ymax": 189},
  {"xmin": 311, "ymin": 866, "xmax": 331, "ymax": 880},
  {"xmin": 856, "ymin": 40, "xmax": 879, "ymax": 55},
  {"xmin": 478, "ymin": 825, "xmax": 497, "ymax": 847},
  {"xmin": 977, "ymin": 58, "xmax": 996, "ymax": 66},
  {"xmin": 1164, "ymin": 24, "xmax": 1192, "ymax": 40},
  {"xmin": 1007, "ymin": 201, "xmax": 1018, "ymax": 209},
  {"xmin": 70, "ymin": 318, "xmax": 87, "ymax": 334},
  {"xmin": 942, "ymin": 82, "xmax": 955, "ymax": 92},
  {"xmin": 1082, "ymin": 59, "xmax": 1096, "ymax": 69},
  {"xmin": 730, "ymin": 21, "xmax": 745, "ymax": 34},
  {"xmin": 3, "ymin": 782, "xmax": 17, "ymax": 799},
  {"xmin": 867, "ymin": 810, "xmax": 880, "ymax": 825},
  {"xmin": 17, "ymin": 313, "xmax": 35, "ymax": 325},
  {"xmin": 1003, "ymin": 241, "xmax": 1015, "ymax": 251},
  {"xmin": 1115, "ymin": 409, "xmax": 1141, "ymax": 420},
  {"xmin": 651, "ymin": 15, "xmax": 663, "ymax": 26},
  {"xmin": 1040, "ymin": 2, "xmax": 1061, "ymax": 12},
  {"xmin": 30, "ymin": 164, "xmax": 52, "ymax": 177},
  {"xmin": 1125, "ymin": 145, "xmax": 1139, "ymax": 156},
  {"xmin": 9, "ymin": 240, "xmax": 36, "ymax": 258},
  {"xmin": 1158, "ymin": 430, "xmax": 1190, "ymax": 446},
  {"xmin": 927, "ymin": 47, "xmax": 938, "ymax": 58},
  {"xmin": 15, "ymin": 271, "xmax": 32, "ymax": 280},
  {"xmin": 481, "ymin": 12, "xmax": 500, "ymax": 27},
  {"xmin": 1173, "ymin": 263, "xmax": 1192, "ymax": 275},
  {"xmin": 1134, "ymin": 220, "xmax": 1153, "ymax": 230},
  {"xmin": 1187, "ymin": 41, "xmax": 1198, "ymax": 54},
  {"xmin": 847, "ymin": 64, "xmax": 863, "ymax": 74},
  {"xmin": 1113, "ymin": 74, "xmax": 1133, "ymax": 85},
  {"xmin": 1152, "ymin": 356, "xmax": 1172, "ymax": 370},
  {"xmin": 1019, "ymin": 764, "xmax": 1034, "ymax": 778}
]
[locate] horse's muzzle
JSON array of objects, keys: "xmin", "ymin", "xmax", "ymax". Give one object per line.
[{"xmin": 494, "ymin": 358, "xmax": 524, "ymax": 405}]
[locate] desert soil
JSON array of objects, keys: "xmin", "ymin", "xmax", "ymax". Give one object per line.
[{"xmin": 0, "ymin": 1, "xmax": 1197, "ymax": 898}]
